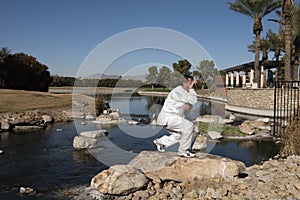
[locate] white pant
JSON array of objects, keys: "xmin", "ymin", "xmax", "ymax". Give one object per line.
[{"xmin": 156, "ymin": 115, "xmax": 194, "ymax": 153}]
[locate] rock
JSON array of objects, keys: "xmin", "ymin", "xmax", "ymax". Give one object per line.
[
  {"xmin": 128, "ymin": 120, "xmax": 138, "ymax": 125},
  {"xmin": 42, "ymin": 114, "xmax": 53, "ymax": 123},
  {"xmin": 19, "ymin": 187, "xmax": 35, "ymax": 195},
  {"xmin": 255, "ymin": 118, "xmax": 270, "ymax": 123},
  {"xmin": 80, "ymin": 130, "xmax": 108, "ymax": 139},
  {"xmin": 0, "ymin": 120, "xmax": 10, "ymax": 130},
  {"xmin": 85, "ymin": 114, "xmax": 95, "ymax": 120},
  {"xmin": 91, "ymin": 165, "xmax": 149, "ymax": 195},
  {"xmin": 70, "ymin": 111, "xmax": 85, "ymax": 119},
  {"xmin": 13, "ymin": 125, "xmax": 43, "ymax": 132},
  {"xmin": 192, "ymin": 135, "xmax": 207, "ymax": 150},
  {"xmin": 257, "ymin": 125, "xmax": 272, "ymax": 132},
  {"xmin": 229, "ymin": 114, "xmax": 236, "ymax": 121},
  {"xmin": 196, "ymin": 115, "xmax": 224, "ymax": 124},
  {"xmin": 73, "ymin": 136, "xmax": 97, "ymax": 150},
  {"xmin": 129, "ymin": 151, "xmax": 246, "ymax": 181},
  {"xmin": 238, "ymin": 121, "xmax": 255, "ymax": 135},
  {"xmin": 109, "ymin": 111, "xmax": 120, "ymax": 120},
  {"xmin": 194, "ymin": 125, "xmax": 199, "ymax": 133},
  {"xmin": 150, "ymin": 119, "xmax": 157, "ymax": 126},
  {"xmin": 222, "ymin": 119, "xmax": 234, "ymax": 124},
  {"xmin": 208, "ymin": 131, "xmax": 223, "ymax": 140}
]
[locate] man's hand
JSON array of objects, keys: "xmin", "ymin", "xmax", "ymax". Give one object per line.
[
  {"xmin": 184, "ymin": 103, "xmax": 191, "ymax": 110},
  {"xmin": 189, "ymin": 80, "xmax": 197, "ymax": 89}
]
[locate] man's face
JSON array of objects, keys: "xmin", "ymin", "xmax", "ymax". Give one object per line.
[
  {"xmin": 187, "ymin": 77, "xmax": 193, "ymax": 85},
  {"xmin": 182, "ymin": 80, "xmax": 190, "ymax": 91}
]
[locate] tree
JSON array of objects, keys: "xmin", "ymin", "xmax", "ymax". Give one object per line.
[
  {"xmin": 157, "ymin": 66, "xmax": 172, "ymax": 88},
  {"xmin": 283, "ymin": 0, "xmax": 293, "ymax": 80},
  {"xmin": 195, "ymin": 60, "xmax": 218, "ymax": 89},
  {"xmin": 228, "ymin": 0, "xmax": 282, "ymax": 85},
  {"xmin": 0, "ymin": 50, "xmax": 50, "ymax": 91},
  {"xmin": 266, "ymin": 29, "xmax": 285, "ymax": 61},
  {"xmin": 145, "ymin": 66, "xmax": 158, "ymax": 89},
  {"xmin": 248, "ymin": 36, "xmax": 271, "ymax": 62},
  {"xmin": 0, "ymin": 47, "xmax": 10, "ymax": 61},
  {"xmin": 172, "ymin": 59, "xmax": 192, "ymax": 76}
]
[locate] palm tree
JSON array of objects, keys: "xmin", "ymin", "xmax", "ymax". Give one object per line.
[
  {"xmin": 247, "ymin": 36, "xmax": 271, "ymax": 62},
  {"xmin": 228, "ymin": 0, "xmax": 282, "ymax": 85},
  {"xmin": 266, "ymin": 29, "xmax": 285, "ymax": 61},
  {"xmin": 283, "ymin": 0, "xmax": 293, "ymax": 81}
]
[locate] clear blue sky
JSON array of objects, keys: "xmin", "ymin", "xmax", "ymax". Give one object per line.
[{"xmin": 1, "ymin": 0, "xmax": 299, "ymax": 77}]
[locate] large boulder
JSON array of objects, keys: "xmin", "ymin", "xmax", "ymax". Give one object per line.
[
  {"xmin": 91, "ymin": 165, "xmax": 148, "ymax": 195},
  {"xmin": 129, "ymin": 151, "xmax": 246, "ymax": 182},
  {"xmin": 73, "ymin": 136, "xmax": 97, "ymax": 150}
]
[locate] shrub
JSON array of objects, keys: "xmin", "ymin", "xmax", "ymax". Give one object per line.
[
  {"xmin": 95, "ymin": 95, "xmax": 106, "ymax": 116},
  {"xmin": 280, "ymin": 114, "xmax": 300, "ymax": 156}
]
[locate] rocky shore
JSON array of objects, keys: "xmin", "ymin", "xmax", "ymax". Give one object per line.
[{"xmin": 65, "ymin": 152, "xmax": 300, "ymax": 200}]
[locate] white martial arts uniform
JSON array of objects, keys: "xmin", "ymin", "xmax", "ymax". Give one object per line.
[{"xmin": 156, "ymin": 86, "xmax": 197, "ymax": 153}]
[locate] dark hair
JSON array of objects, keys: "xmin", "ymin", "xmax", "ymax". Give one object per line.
[{"xmin": 184, "ymin": 75, "xmax": 194, "ymax": 81}]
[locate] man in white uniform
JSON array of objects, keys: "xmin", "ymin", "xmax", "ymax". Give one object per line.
[{"xmin": 153, "ymin": 75, "xmax": 197, "ymax": 157}]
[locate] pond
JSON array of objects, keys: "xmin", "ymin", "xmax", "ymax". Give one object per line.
[{"xmin": 0, "ymin": 94, "xmax": 281, "ymax": 199}]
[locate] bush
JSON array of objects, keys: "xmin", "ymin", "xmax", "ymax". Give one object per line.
[
  {"xmin": 95, "ymin": 95, "xmax": 106, "ymax": 116},
  {"xmin": 280, "ymin": 115, "xmax": 300, "ymax": 156}
]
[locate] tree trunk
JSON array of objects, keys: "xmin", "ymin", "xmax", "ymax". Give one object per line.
[
  {"xmin": 285, "ymin": 15, "xmax": 292, "ymax": 81},
  {"xmin": 254, "ymin": 31, "xmax": 261, "ymax": 85}
]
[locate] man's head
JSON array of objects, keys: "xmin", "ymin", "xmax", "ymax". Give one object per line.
[
  {"xmin": 181, "ymin": 75, "xmax": 194, "ymax": 91},
  {"xmin": 185, "ymin": 75, "xmax": 194, "ymax": 85}
]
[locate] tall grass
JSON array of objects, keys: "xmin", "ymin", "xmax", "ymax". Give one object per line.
[{"xmin": 280, "ymin": 109, "xmax": 300, "ymax": 156}]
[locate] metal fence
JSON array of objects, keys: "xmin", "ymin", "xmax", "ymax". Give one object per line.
[{"xmin": 273, "ymin": 81, "xmax": 300, "ymax": 137}]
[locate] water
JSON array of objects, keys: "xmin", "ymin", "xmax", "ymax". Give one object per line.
[{"xmin": 0, "ymin": 94, "xmax": 280, "ymax": 199}]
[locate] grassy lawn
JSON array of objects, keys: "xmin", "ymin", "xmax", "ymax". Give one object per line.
[{"xmin": 0, "ymin": 89, "xmax": 73, "ymax": 113}]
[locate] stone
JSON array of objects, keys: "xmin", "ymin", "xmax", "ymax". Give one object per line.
[
  {"xmin": 222, "ymin": 119, "xmax": 234, "ymax": 124},
  {"xmin": 128, "ymin": 120, "xmax": 138, "ymax": 125},
  {"xmin": 0, "ymin": 120, "xmax": 10, "ymax": 130},
  {"xmin": 73, "ymin": 136, "xmax": 97, "ymax": 150},
  {"xmin": 255, "ymin": 118, "xmax": 270, "ymax": 123},
  {"xmin": 42, "ymin": 114, "xmax": 53, "ymax": 123},
  {"xmin": 229, "ymin": 114, "xmax": 236, "ymax": 121},
  {"xmin": 109, "ymin": 111, "xmax": 120, "ymax": 120},
  {"xmin": 192, "ymin": 135, "xmax": 207, "ymax": 150},
  {"xmin": 85, "ymin": 114, "xmax": 95, "ymax": 120},
  {"xmin": 91, "ymin": 165, "xmax": 149, "ymax": 195},
  {"xmin": 196, "ymin": 115, "xmax": 224, "ymax": 124},
  {"xmin": 79, "ymin": 130, "xmax": 108, "ymax": 139},
  {"xmin": 208, "ymin": 131, "xmax": 223, "ymax": 140},
  {"xmin": 129, "ymin": 151, "xmax": 246, "ymax": 182},
  {"xmin": 238, "ymin": 121, "xmax": 255, "ymax": 135}
]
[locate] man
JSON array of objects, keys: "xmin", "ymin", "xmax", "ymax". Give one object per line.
[{"xmin": 153, "ymin": 75, "xmax": 198, "ymax": 157}]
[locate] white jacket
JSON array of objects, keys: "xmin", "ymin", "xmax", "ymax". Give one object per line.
[{"xmin": 157, "ymin": 86, "xmax": 197, "ymax": 126}]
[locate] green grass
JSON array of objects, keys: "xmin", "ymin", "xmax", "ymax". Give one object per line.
[{"xmin": 197, "ymin": 122, "xmax": 246, "ymax": 137}]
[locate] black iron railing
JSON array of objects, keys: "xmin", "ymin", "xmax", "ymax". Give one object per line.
[{"xmin": 274, "ymin": 81, "xmax": 300, "ymax": 137}]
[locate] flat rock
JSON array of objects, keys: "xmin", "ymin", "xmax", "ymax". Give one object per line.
[{"xmin": 129, "ymin": 151, "xmax": 246, "ymax": 182}]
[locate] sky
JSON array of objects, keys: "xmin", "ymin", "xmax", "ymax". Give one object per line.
[{"xmin": 1, "ymin": 0, "xmax": 300, "ymax": 77}]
